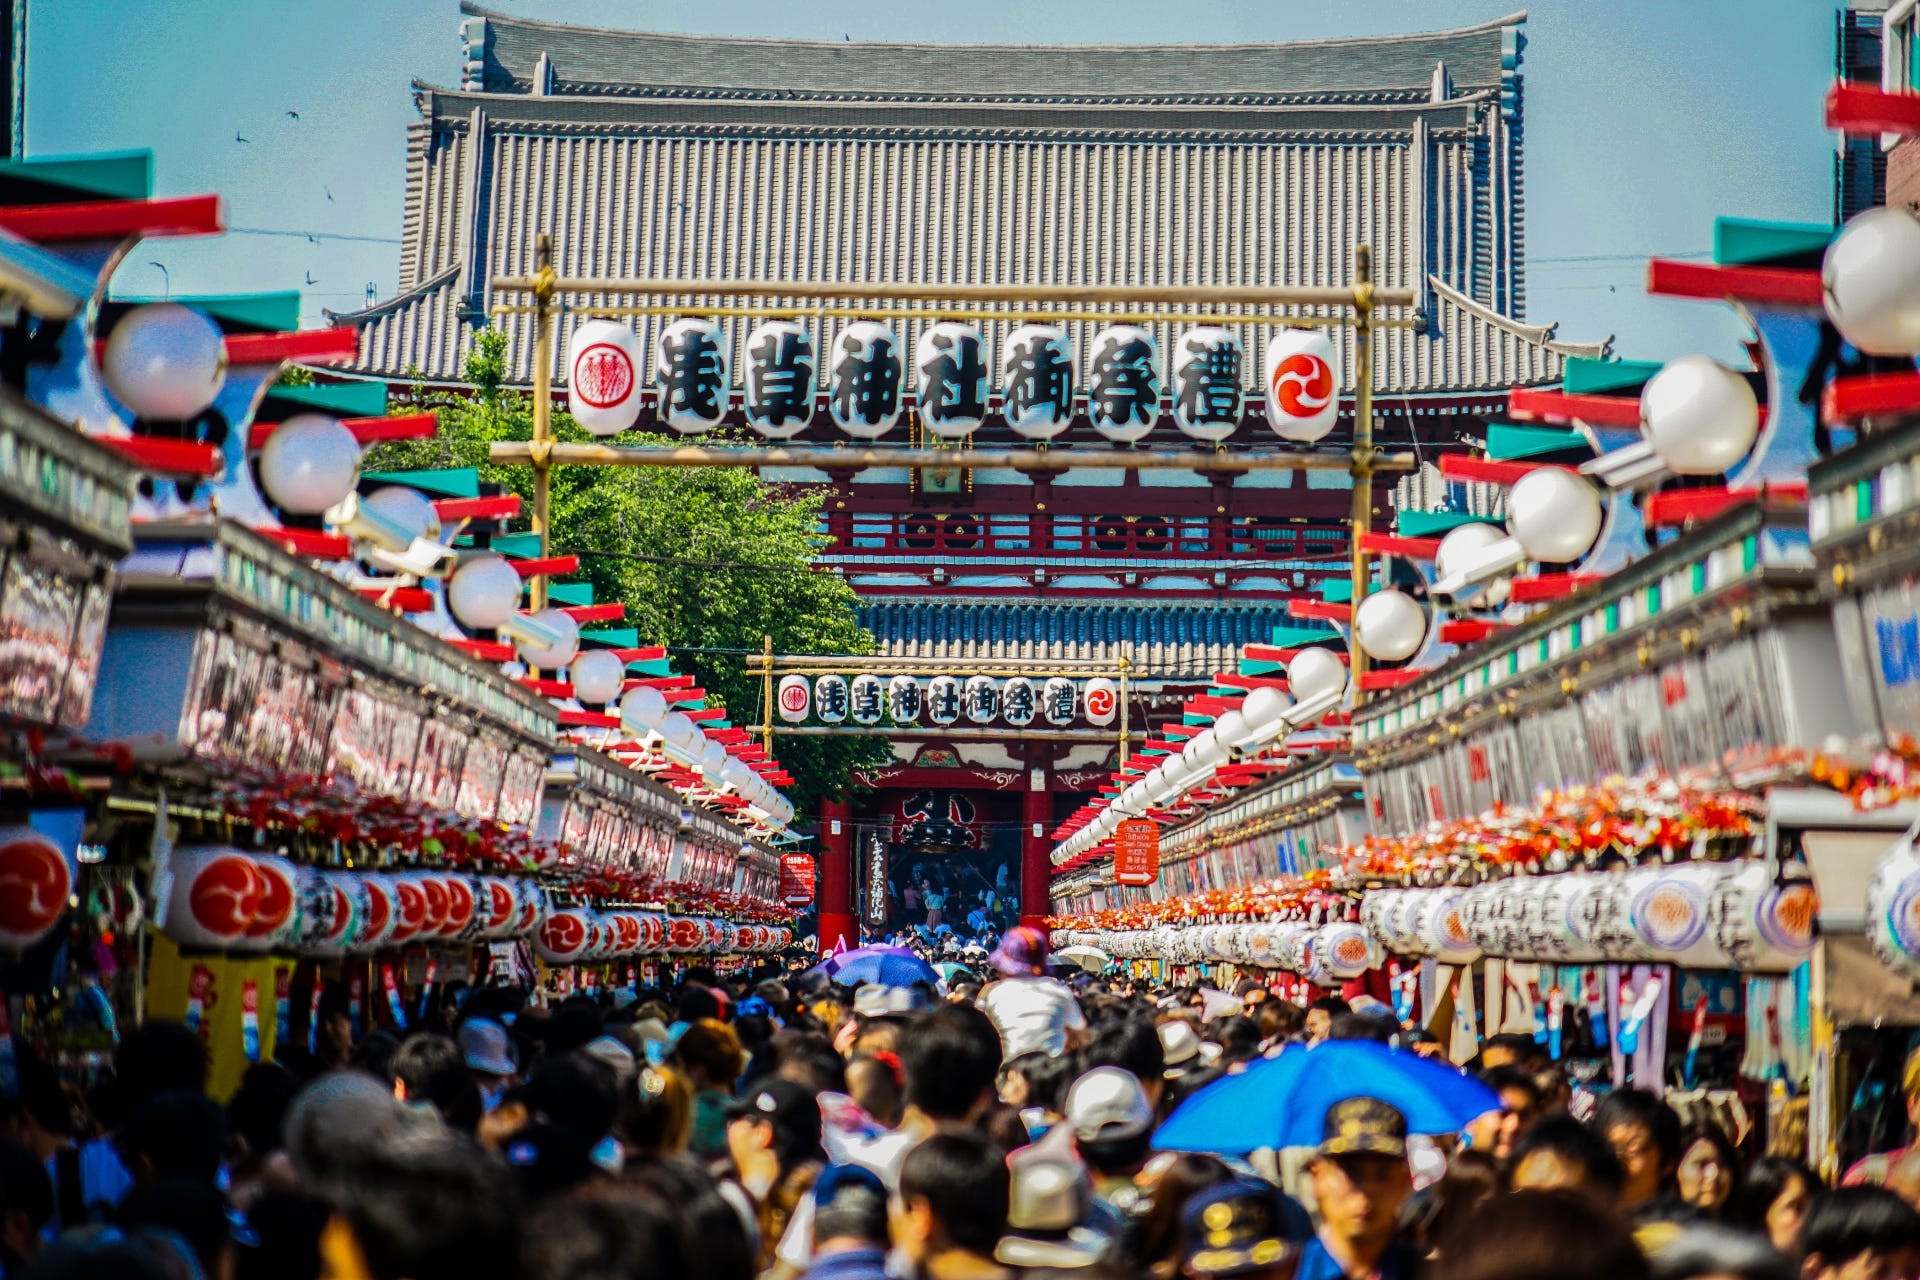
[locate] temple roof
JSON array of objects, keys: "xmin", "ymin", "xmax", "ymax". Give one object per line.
[{"xmin": 461, "ymin": 4, "xmax": 1525, "ymax": 103}]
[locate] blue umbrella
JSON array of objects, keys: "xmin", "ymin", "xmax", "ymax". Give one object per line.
[
  {"xmin": 815, "ymin": 948, "xmax": 941, "ymax": 989},
  {"xmin": 1153, "ymin": 1039, "xmax": 1501, "ymax": 1156}
]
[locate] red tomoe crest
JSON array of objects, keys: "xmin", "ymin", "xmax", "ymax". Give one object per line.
[
  {"xmin": 0, "ymin": 832, "xmax": 73, "ymax": 944},
  {"xmin": 1085, "ymin": 687, "xmax": 1116, "ymax": 719},
  {"xmin": 188, "ymin": 855, "xmax": 263, "ymax": 940},
  {"xmin": 391, "ymin": 880, "xmax": 427, "ymax": 941},
  {"xmin": 614, "ymin": 915, "xmax": 642, "ymax": 951},
  {"xmin": 486, "ymin": 881, "xmax": 516, "ymax": 931},
  {"xmin": 1271, "ymin": 353, "xmax": 1334, "ymax": 420},
  {"xmin": 572, "ymin": 344, "xmax": 635, "ymax": 409},
  {"xmin": 542, "ymin": 911, "xmax": 588, "ymax": 956},
  {"xmin": 442, "ymin": 878, "xmax": 476, "ymax": 935},
  {"xmin": 419, "ymin": 877, "xmax": 450, "ymax": 932},
  {"xmin": 248, "ymin": 862, "xmax": 296, "ymax": 939},
  {"xmin": 363, "ymin": 880, "xmax": 394, "ymax": 940},
  {"xmin": 327, "ymin": 886, "xmax": 356, "ymax": 942}
]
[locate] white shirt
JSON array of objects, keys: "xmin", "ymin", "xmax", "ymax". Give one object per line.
[{"xmin": 978, "ymin": 974, "xmax": 1086, "ymax": 1060}]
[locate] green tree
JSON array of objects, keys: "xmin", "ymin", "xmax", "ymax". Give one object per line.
[{"xmin": 366, "ymin": 330, "xmax": 885, "ymax": 812}]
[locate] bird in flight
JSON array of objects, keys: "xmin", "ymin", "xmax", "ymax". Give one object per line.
[
  {"xmin": 285, "ymin": 110, "xmax": 300, "ymax": 120},
  {"xmin": 234, "ymin": 131, "xmax": 249, "ymax": 144},
  {"xmin": 305, "ymin": 271, "xmax": 318, "ymax": 285},
  {"xmin": 324, "ymin": 186, "xmax": 334, "ymax": 203}
]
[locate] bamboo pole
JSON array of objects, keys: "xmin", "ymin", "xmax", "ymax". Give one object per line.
[
  {"xmin": 528, "ymin": 234, "xmax": 557, "ymax": 611},
  {"xmin": 491, "ymin": 275, "xmax": 1420, "ymax": 310},
  {"xmin": 1349, "ymin": 246, "xmax": 1375, "ymax": 705},
  {"xmin": 491, "ymin": 441, "xmax": 1416, "ymax": 474}
]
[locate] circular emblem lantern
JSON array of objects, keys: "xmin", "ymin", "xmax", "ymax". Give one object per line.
[
  {"xmin": 566, "ymin": 318, "xmax": 643, "ymax": 436},
  {"xmin": 1868, "ymin": 831, "xmax": 1920, "ymax": 982},
  {"xmin": 1627, "ymin": 864, "xmax": 1715, "ymax": 961},
  {"xmin": 916, "ymin": 323, "xmax": 989, "ymax": 438},
  {"xmin": 1823, "ymin": 205, "xmax": 1920, "ymax": 357},
  {"xmin": 356, "ymin": 875, "xmax": 397, "ymax": 952},
  {"xmin": 1001, "ymin": 676, "xmax": 1037, "ymax": 728},
  {"xmin": 849, "ymin": 674, "xmax": 885, "ymax": 726},
  {"xmin": 776, "ymin": 675, "xmax": 812, "ymax": 724},
  {"xmin": 411, "ymin": 872, "xmax": 452, "ymax": 938},
  {"xmin": 639, "ymin": 913, "xmax": 665, "ymax": 953},
  {"xmin": 813, "ymin": 674, "xmax": 849, "ymax": 724},
  {"xmin": 1414, "ymin": 889, "xmax": 1482, "ymax": 964},
  {"xmin": 388, "ymin": 876, "xmax": 428, "ymax": 947},
  {"xmin": 442, "ymin": 876, "xmax": 481, "ymax": 941},
  {"xmin": 1263, "ymin": 330, "xmax": 1339, "ymax": 442},
  {"xmin": 481, "ymin": 877, "xmax": 519, "ymax": 940},
  {"xmin": 536, "ymin": 907, "xmax": 595, "ymax": 965},
  {"xmin": 669, "ymin": 916, "xmax": 706, "ymax": 953},
  {"xmin": 1568, "ymin": 873, "xmax": 1653, "ymax": 963},
  {"xmin": 1314, "ymin": 922, "xmax": 1381, "ymax": 981},
  {"xmin": 612, "ymin": 913, "xmax": 644, "ymax": 955},
  {"xmin": 927, "ymin": 675, "xmax": 963, "ymax": 726},
  {"xmin": 286, "ymin": 866, "xmax": 340, "ymax": 956},
  {"xmin": 655, "ymin": 317, "xmax": 729, "ymax": 434},
  {"xmin": 160, "ymin": 847, "xmax": 262, "ymax": 951},
  {"xmin": 234, "ymin": 855, "xmax": 299, "ymax": 953},
  {"xmin": 1170, "ymin": 327, "xmax": 1244, "ymax": 443},
  {"xmin": 1086, "ymin": 325, "xmax": 1161, "ymax": 443},
  {"xmin": 1353, "ymin": 589, "xmax": 1428, "ymax": 664},
  {"xmin": 742, "ymin": 320, "xmax": 815, "ymax": 438},
  {"xmin": 309, "ymin": 872, "xmax": 368, "ymax": 956},
  {"xmin": 828, "ymin": 321, "xmax": 903, "ymax": 439},
  {"xmin": 1082, "ymin": 678, "xmax": 1118, "ymax": 727},
  {"xmin": 0, "ymin": 828, "xmax": 72, "ymax": 950},
  {"xmin": 1002, "ymin": 324, "xmax": 1075, "ymax": 440},
  {"xmin": 1711, "ymin": 861, "xmax": 1818, "ymax": 972}
]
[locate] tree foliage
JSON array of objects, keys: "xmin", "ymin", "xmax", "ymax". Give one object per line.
[{"xmin": 367, "ymin": 329, "xmax": 885, "ymax": 811}]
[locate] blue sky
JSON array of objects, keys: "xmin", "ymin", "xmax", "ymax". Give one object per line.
[{"xmin": 32, "ymin": 0, "xmax": 1836, "ymax": 362}]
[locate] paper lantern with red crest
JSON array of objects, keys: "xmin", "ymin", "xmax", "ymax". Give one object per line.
[
  {"xmin": 668, "ymin": 916, "xmax": 706, "ymax": 953},
  {"xmin": 610, "ymin": 912, "xmax": 643, "ymax": 955},
  {"xmin": 388, "ymin": 876, "xmax": 428, "ymax": 947},
  {"xmin": 355, "ymin": 874, "xmax": 397, "ymax": 952},
  {"xmin": 233, "ymin": 855, "xmax": 298, "ymax": 953},
  {"xmin": 161, "ymin": 847, "xmax": 264, "ymax": 950},
  {"xmin": 0, "ymin": 827, "xmax": 73, "ymax": 951},
  {"xmin": 285, "ymin": 866, "xmax": 340, "ymax": 955},
  {"xmin": 535, "ymin": 907, "xmax": 595, "ymax": 965},
  {"xmin": 638, "ymin": 913, "xmax": 664, "ymax": 953},
  {"xmin": 705, "ymin": 919, "xmax": 729, "ymax": 951},
  {"xmin": 511, "ymin": 880, "xmax": 544, "ymax": 938},
  {"xmin": 406, "ymin": 872, "xmax": 450, "ymax": 938},
  {"xmin": 300, "ymin": 871, "xmax": 362, "ymax": 956},
  {"xmin": 440, "ymin": 876, "xmax": 480, "ymax": 941},
  {"xmin": 479, "ymin": 878, "xmax": 519, "ymax": 940}
]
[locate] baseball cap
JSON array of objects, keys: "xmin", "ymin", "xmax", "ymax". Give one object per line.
[
  {"xmin": 1180, "ymin": 1177, "xmax": 1312, "ymax": 1277},
  {"xmin": 1317, "ymin": 1096, "xmax": 1408, "ymax": 1159},
  {"xmin": 1064, "ymin": 1067, "xmax": 1153, "ymax": 1143},
  {"xmin": 990, "ymin": 926, "xmax": 1049, "ymax": 976},
  {"xmin": 457, "ymin": 1017, "xmax": 517, "ymax": 1078},
  {"xmin": 1159, "ymin": 1021, "xmax": 1203, "ymax": 1072},
  {"xmin": 725, "ymin": 1078, "xmax": 823, "ymax": 1147},
  {"xmin": 852, "ymin": 983, "xmax": 932, "ymax": 1018},
  {"xmin": 814, "ymin": 1161, "xmax": 886, "ymax": 1210},
  {"xmin": 995, "ymin": 1131, "xmax": 1107, "ymax": 1269}
]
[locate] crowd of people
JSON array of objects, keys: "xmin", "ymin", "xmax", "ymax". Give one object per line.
[
  {"xmin": 894, "ymin": 861, "xmax": 1015, "ymax": 937},
  {"xmin": 0, "ymin": 926, "xmax": 1912, "ymax": 1280}
]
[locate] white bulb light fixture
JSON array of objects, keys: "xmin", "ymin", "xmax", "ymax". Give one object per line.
[
  {"xmin": 446, "ymin": 555, "xmax": 524, "ymax": 631},
  {"xmin": 569, "ymin": 649, "xmax": 626, "ymax": 706},
  {"xmin": 1823, "ymin": 205, "xmax": 1920, "ymax": 356},
  {"xmin": 101, "ymin": 303, "xmax": 229, "ymax": 421},
  {"xmin": 1508, "ymin": 467, "xmax": 1604, "ymax": 564},
  {"xmin": 513, "ymin": 608, "xmax": 580, "ymax": 670},
  {"xmin": 1287, "ymin": 647, "xmax": 1348, "ymax": 705},
  {"xmin": 1433, "ymin": 522, "xmax": 1515, "ymax": 606},
  {"xmin": 258, "ymin": 414, "xmax": 362, "ymax": 514},
  {"xmin": 1353, "ymin": 588, "xmax": 1428, "ymax": 663},
  {"xmin": 619, "ymin": 686, "xmax": 669, "ymax": 738},
  {"xmin": 1640, "ymin": 355, "xmax": 1759, "ymax": 476}
]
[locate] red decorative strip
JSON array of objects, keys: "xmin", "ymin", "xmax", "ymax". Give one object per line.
[
  {"xmin": 510, "ymin": 555, "xmax": 581, "ymax": 578},
  {"xmin": 1439, "ymin": 454, "xmax": 1576, "ymax": 486},
  {"xmin": 1822, "ymin": 371, "xmax": 1920, "ymax": 424},
  {"xmin": 0, "ymin": 193, "xmax": 223, "ymax": 242},
  {"xmin": 1210, "ymin": 674, "xmax": 1293, "ymax": 691},
  {"xmin": 1242, "ymin": 644, "xmax": 1349, "ymax": 665},
  {"xmin": 256, "ymin": 527, "xmax": 351, "ymax": 559},
  {"xmin": 1183, "ymin": 694, "xmax": 1241, "ymax": 716},
  {"xmin": 556, "ymin": 709, "xmax": 621, "ymax": 728},
  {"xmin": 249, "ymin": 411, "xmax": 439, "ymax": 450},
  {"xmin": 1647, "ymin": 258, "xmax": 1823, "ymax": 307},
  {"xmin": 445, "ymin": 638, "xmax": 514, "ymax": 662},
  {"xmin": 1358, "ymin": 669, "xmax": 1426, "ymax": 691},
  {"xmin": 556, "ymin": 603, "xmax": 624, "ymax": 622},
  {"xmin": 356, "ymin": 586, "xmax": 433, "ymax": 612},
  {"xmin": 99, "ymin": 435, "xmax": 221, "ymax": 477},
  {"xmin": 1288, "ymin": 599, "xmax": 1352, "ymax": 622},
  {"xmin": 1826, "ymin": 82, "xmax": 1920, "ymax": 137},
  {"xmin": 605, "ymin": 646, "xmax": 666, "ymax": 662},
  {"xmin": 1358, "ymin": 532, "xmax": 1443, "ymax": 560},
  {"xmin": 622, "ymin": 674, "xmax": 696, "ymax": 690},
  {"xmin": 1643, "ymin": 481, "xmax": 1806, "ymax": 528},
  {"xmin": 1439, "ymin": 619, "xmax": 1505, "ymax": 644},
  {"xmin": 1508, "ymin": 386, "xmax": 1642, "ymax": 427},
  {"xmin": 1507, "ymin": 574, "xmax": 1604, "ymax": 603},
  {"xmin": 433, "ymin": 495, "xmax": 523, "ymax": 521},
  {"xmin": 685, "ymin": 708, "xmax": 725, "ymax": 723},
  {"xmin": 517, "ymin": 678, "xmax": 573, "ymax": 699},
  {"xmin": 224, "ymin": 326, "xmax": 360, "ymax": 366}
]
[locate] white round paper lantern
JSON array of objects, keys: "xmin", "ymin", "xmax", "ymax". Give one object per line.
[
  {"xmin": 621, "ymin": 685, "xmax": 669, "ymax": 735},
  {"xmin": 535, "ymin": 907, "xmax": 595, "ymax": 965},
  {"xmin": 1707, "ymin": 861, "xmax": 1818, "ymax": 973},
  {"xmin": 1314, "ymin": 922, "xmax": 1382, "ymax": 981},
  {"xmin": 1353, "ymin": 589, "xmax": 1427, "ymax": 663},
  {"xmin": 569, "ymin": 649, "xmax": 626, "ymax": 706},
  {"xmin": 1287, "ymin": 647, "xmax": 1348, "ymax": 704},
  {"xmin": 158, "ymin": 846, "xmax": 262, "ymax": 951},
  {"xmin": 1212, "ymin": 709, "xmax": 1249, "ymax": 752},
  {"xmin": 915, "ymin": 323, "xmax": 988, "ymax": 438},
  {"xmin": 1415, "ymin": 889, "xmax": 1482, "ymax": 964},
  {"xmin": 1170, "ymin": 327, "xmax": 1244, "ymax": 443},
  {"xmin": 655, "ymin": 317, "xmax": 729, "ymax": 434},
  {"xmin": 1508, "ymin": 468, "xmax": 1604, "ymax": 564},
  {"xmin": 361, "ymin": 485, "xmax": 442, "ymax": 543},
  {"xmin": 742, "ymin": 319, "xmax": 815, "ymax": 438},
  {"xmin": 258, "ymin": 414, "xmax": 361, "ymax": 514},
  {"xmin": 101, "ymin": 303, "xmax": 228, "ymax": 421},
  {"xmin": 1823, "ymin": 206, "xmax": 1920, "ymax": 356},
  {"xmin": 828, "ymin": 321, "xmax": 903, "ymax": 439},
  {"xmin": 0, "ymin": 827, "xmax": 73, "ymax": 950},
  {"xmin": 1086, "ymin": 325, "xmax": 1160, "ymax": 443},
  {"xmin": 1640, "ymin": 355, "xmax": 1759, "ymax": 476},
  {"xmin": 566, "ymin": 318, "xmax": 643, "ymax": 436},
  {"xmin": 232, "ymin": 854, "xmax": 298, "ymax": 953},
  {"xmin": 1567, "ymin": 872, "xmax": 1652, "ymax": 963},
  {"xmin": 516, "ymin": 608, "xmax": 580, "ymax": 670},
  {"xmin": 1868, "ymin": 831, "xmax": 1920, "ymax": 981},
  {"xmin": 1434, "ymin": 522, "xmax": 1511, "ymax": 608},
  {"xmin": 1263, "ymin": 330, "xmax": 1339, "ymax": 442},
  {"xmin": 447, "ymin": 555, "xmax": 523, "ymax": 631},
  {"xmin": 1002, "ymin": 324, "xmax": 1075, "ymax": 440}
]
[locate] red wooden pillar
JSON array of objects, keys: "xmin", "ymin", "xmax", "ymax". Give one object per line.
[
  {"xmin": 1019, "ymin": 768, "xmax": 1052, "ymax": 931},
  {"xmin": 818, "ymin": 796, "xmax": 856, "ymax": 955}
]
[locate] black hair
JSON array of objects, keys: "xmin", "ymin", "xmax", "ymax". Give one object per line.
[
  {"xmin": 1080, "ymin": 1130, "xmax": 1154, "ymax": 1176},
  {"xmin": 1482, "ymin": 1065, "xmax": 1544, "ymax": 1103},
  {"xmin": 1801, "ymin": 1186, "xmax": 1920, "ymax": 1268},
  {"xmin": 1434, "ymin": 1188, "xmax": 1649, "ymax": 1280},
  {"xmin": 1675, "ymin": 1121, "xmax": 1743, "ymax": 1212},
  {"xmin": 116, "ymin": 1177, "xmax": 232, "ymax": 1278},
  {"xmin": 521, "ymin": 1051, "xmax": 620, "ymax": 1146},
  {"xmin": 620, "ymin": 1155, "xmax": 755, "ymax": 1280},
  {"xmin": 115, "ymin": 1088, "xmax": 228, "ymax": 1184},
  {"xmin": 1017, "ymin": 1051, "xmax": 1082, "ymax": 1116},
  {"xmin": 0, "ymin": 1138, "xmax": 52, "ymax": 1233},
  {"xmin": 1592, "ymin": 1087, "xmax": 1684, "ymax": 1166},
  {"xmin": 1645, "ymin": 1223, "xmax": 1796, "ymax": 1280},
  {"xmin": 390, "ymin": 1034, "xmax": 482, "ymax": 1134},
  {"xmin": 1328, "ymin": 1012, "xmax": 1398, "ymax": 1044},
  {"xmin": 1507, "ymin": 1113, "xmax": 1625, "ymax": 1199},
  {"xmin": 1209, "ymin": 1015, "xmax": 1265, "ymax": 1062},
  {"xmin": 227, "ymin": 1063, "xmax": 299, "ymax": 1161},
  {"xmin": 899, "ymin": 1005, "xmax": 1001, "ymax": 1122},
  {"xmin": 111, "ymin": 1021, "xmax": 207, "ymax": 1113},
  {"xmin": 814, "ymin": 1180, "xmax": 890, "ymax": 1248},
  {"xmin": 676, "ymin": 987, "xmax": 722, "ymax": 1024},
  {"xmin": 1730, "ymin": 1156, "xmax": 1819, "ymax": 1239},
  {"xmin": 522, "ymin": 1188, "xmax": 685, "ymax": 1280},
  {"xmin": 1084, "ymin": 1018, "xmax": 1164, "ymax": 1083},
  {"xmin": 1308, "ymin": 997, "xmax": 1351, "ymax": 1016},
  {"xmin": 234, "ymin": 1192, "xmax": 329, "ymax": 1280},
  {"xmin": 22, "ymin": 1230, "xmax": 180, "ymax": 1280},
  {"xmin": 1481, "ymin": 1033, "xmax": 1541, "ymax": 1064},
  {"xmin": 899, "ymin": 1132, "xmax": 1011, "ymax": 1258},
  {"xmin": 328, "ymin": 1128, "xmax": 521, "ymax": 1280}
]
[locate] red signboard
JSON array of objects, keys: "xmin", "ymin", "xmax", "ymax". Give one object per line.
[
  {"xmin": 779, "ymin": 853, "xmax": 817, "ymax": 906},
  {"xmin": 1113, "ymin": 819, "xmax": 1161, "ymax": 887}
]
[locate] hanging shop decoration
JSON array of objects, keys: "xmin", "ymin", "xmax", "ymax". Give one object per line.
[{"xmin": 773, "ymin": 672, "xmax": 1115, "ymax": 729}]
